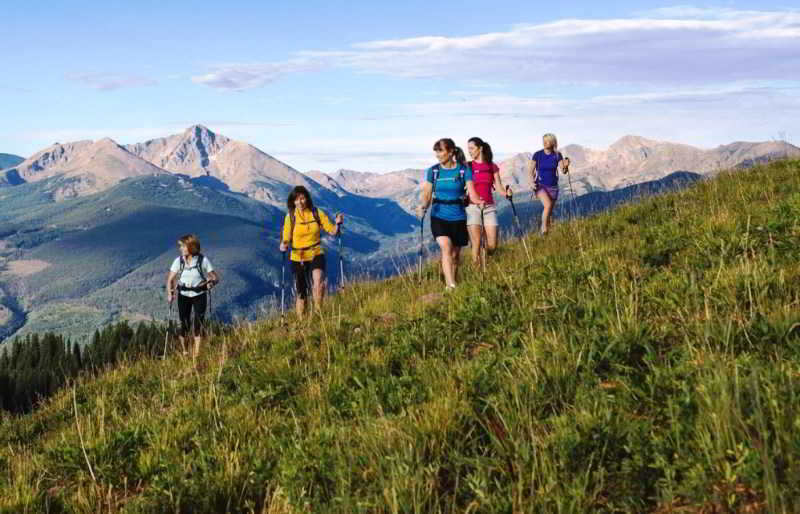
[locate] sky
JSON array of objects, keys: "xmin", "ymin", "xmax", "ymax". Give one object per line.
[{"xmin": 1, "ymin": 1, "xmax": 799, "ymax": 173}]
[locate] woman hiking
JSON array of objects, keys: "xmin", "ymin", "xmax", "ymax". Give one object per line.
[
  {"xmin": 466, "ymin": 137, "xmax": 511, "ymax": 267},
  {"xmin": 417, "ymin": 138, "xmax": 482, "ymax": 289},
  {"xmin": 526, "ymin": 133, "xmax": 570, "ymax": 235},
  {"xmin": 166, "ymin": 234, "xmax": 220, "ymax": 359},
  {"xmin": 279, "ymin": 185, "xmax": 343, "ymax": 317}
]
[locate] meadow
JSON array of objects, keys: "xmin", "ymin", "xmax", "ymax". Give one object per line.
[{"xmin": 1, "ymin": 159, "xmax": 798, "ymax": 512}]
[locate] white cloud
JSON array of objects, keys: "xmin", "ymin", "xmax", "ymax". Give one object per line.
[
  {"xmin": 193, "ymin": 8, "xmax": 800, "ymax": 90},
  {"xmin": 190, "ymin": 58, "xmax": 321, "ymax": 90},
  {"xmin": 64, "ymin": 72, "xmax": 157, "ymax": 91}
]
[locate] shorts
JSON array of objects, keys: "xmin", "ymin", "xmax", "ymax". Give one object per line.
[
  {"xmin": 430, "ymin": 216, "xmax": 469, "ymax": 247},
  {"xmin": 178, "ymin": 292, "xmax": 207, "ymax": 337},
  {"xmin": 291, "ymin": 254, "xmax": 326, "ymax": 300},
  {"xmin": 535, "ymin": 184, "xmax": 559, "ymax": 201},
  {"xmin": 466, "ymin": 204, "xmax": 498, "ymax": 227}
]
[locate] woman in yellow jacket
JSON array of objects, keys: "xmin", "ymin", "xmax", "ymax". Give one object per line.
[{"xmin": 278, "ymin": 185, "xmax": 343, "ymax": 316}]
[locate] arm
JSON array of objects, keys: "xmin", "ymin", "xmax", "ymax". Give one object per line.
[
  {"xmin": 279, "ymin": 214, "xmax": 290, "ymax": 252},
  {"xmin": 320, "ymin": 210, "xmax": 339, "ymax": 236},
  {"xmin": 493, "ymin": 167, "xmax": 510, "ymax": 198},
  {"xmin": 526, "ymin": 159, "xmax": 537, "ymax": 186},
  {"xmin": 466, "ymin": 180, "xmax": 482, "ymax": 205},
  {"xmin": 166, "ymin": 271, "xmax": 177, "ymax": 303},
  {"xmin": 418, "ymin": 181, "xmax": 433, "ymax": 217}
]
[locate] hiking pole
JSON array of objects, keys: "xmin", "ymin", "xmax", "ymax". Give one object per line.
[
  {"xmin": 206, "ymin": 283, "xmax": 213, "ymax": 339},
  {"xmin": 507, "ymin": 187, "xmax": 531, "ymax": 259},
  {"xmin": 566, "ymin": 163, "xmax": 577, "ymax": 222},
  {"xmin": 280, "ymin": 250, "xmax": 287, "ymax": 320},
  {"xmin": 337, "ymin": 216, "xmax": 345, "ymax": 289},
  {"xmin": 163, "ymin": 299, "xmax": 173, "ymax": 360},
  {"xmin": 418, "ymin": 206, "xmax": 427, "ymax": 282},
  {"xmin": 479, "ymin": 205, "xmax": 487, "ymax": 273}
]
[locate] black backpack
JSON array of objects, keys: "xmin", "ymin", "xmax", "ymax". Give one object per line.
[
  {"xmin": 177, "ymin": 254, "xmax": 208, "ymax": 292},
  {"xmin": 431, "ymin": 164, "xmax": 467, "ymax": 206}
]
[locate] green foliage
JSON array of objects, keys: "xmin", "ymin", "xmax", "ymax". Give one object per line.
[
  {"xmin": 1, "ymin": 159, "xmax": 799, "ymax": 512},
  {"xmin": 0, "ymin": 320, "xmax": 177, "ymax": 413}
]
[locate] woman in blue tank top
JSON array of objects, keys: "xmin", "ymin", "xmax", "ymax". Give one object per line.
[
  {"xmin": 526, "ymin": 133, "xmax": 570, "ymax": 235},
  {"xmin": 417, "ymin": 138, "xmax": 481, "ymax": 289}
]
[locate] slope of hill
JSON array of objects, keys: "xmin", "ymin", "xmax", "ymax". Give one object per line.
[
  {"xmin": 0, "ymin": 169, "xmax": 418, "ymax": 343},
  {"xmin": 0, "ymin": 153, "xmax": 24, "ymax": 170},
  {"xmin": 0, "ymin": 174, "xmax": 283, "ymax": 342},
  {"xmin": 1, "ymin": 158, "xmax": 798, "ymax": 512}
]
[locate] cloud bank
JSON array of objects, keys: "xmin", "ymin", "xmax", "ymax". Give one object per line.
[{"xmin": 192, "ymin": 8, "xmax": 800, "ymax": 90}]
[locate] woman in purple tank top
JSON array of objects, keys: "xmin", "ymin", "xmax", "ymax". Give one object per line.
[{"xmin": 526, "ymin": 133, "xmax": 570, "ymax": 235}]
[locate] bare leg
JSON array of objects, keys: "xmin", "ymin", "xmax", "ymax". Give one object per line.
[
  {"xmin": 537, "ymin": 190, "xmax": 555, "ymax": 234},
  {"xmin": 485, "ymin": 225, "xmax": 498, "ymax": 254},
  {"xmin": 312, "ymin": 268, "xmax": 325, "ymax": 311},
  {"xmin": 178, "ymin": 336, "xmax": 187, "ymax": 354},
  {"xmin": 451, "ymin": 245, "xmax": 462, "ymax": 283},
  {"xmin": 193, "ymin": 336, "xmax": 202, "ymax": 360},
  {"xmin": 295, "ymin": 298, "xmax": 306, "ymax": 317},
  {"xmin": 436, "ymin": 236, "xmax": 457, "ymax": 286},
  {"xmin": 467, "ymin": 224, "xmax": 482, "ymax": 265}
]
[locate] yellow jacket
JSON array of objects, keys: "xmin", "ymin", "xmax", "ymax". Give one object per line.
[{"xmin": 281, "ymin": 208, "xmax": 337, "ymax": 262}]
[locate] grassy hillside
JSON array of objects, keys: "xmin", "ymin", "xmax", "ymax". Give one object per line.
[{"xmin": 1, "ymin": 159, "xmax": 799, "ymax": 512}]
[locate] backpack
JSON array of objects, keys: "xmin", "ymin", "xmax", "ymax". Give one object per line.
[
  {"xmin": 288, "ymin": 207, "xmax": 322, "ymax": 251},
  {"xmin": 431, "ymin": 164, "xmax": 467, "ymax": 206},
  {"xmin": 177, "ymin": 254, "xmax": 208, "ymax": 292}
]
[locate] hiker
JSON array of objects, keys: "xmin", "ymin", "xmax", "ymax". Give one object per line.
[
  {"xmin": 417, "ymin": 138, "xmax": 482, "ymax": 289},
  {"xmin": 526, "ymin": 133, "xmax": 570, "ymax": 235},
  {"xmin": 466, "ymin": 137, "xmax": 511, "ymax": 266},
  {"xmin": 279, "ymin": 185, "xmax": 343, "ymax": 316},
  {"xmin": 166, "ymin": 234, "xmax": 219, "ymax": 358}
]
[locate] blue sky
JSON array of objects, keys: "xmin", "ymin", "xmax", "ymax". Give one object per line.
[{"xmin": 2, "ymin": 1, "xmax": 799, "ymax": 173}]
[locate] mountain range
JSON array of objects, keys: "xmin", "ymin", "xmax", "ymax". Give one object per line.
[
  {"xmin": 306, "ymin": 135, "xmax": 800, "ymax": 207},
  {"xmin": 1, "ymin": 126, "xmax": 798, "ymax": 343}
]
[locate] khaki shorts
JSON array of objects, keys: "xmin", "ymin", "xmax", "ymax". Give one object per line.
[{"xmin": 466, "ymin": 204, "xmax": 498, "ymax": 226}]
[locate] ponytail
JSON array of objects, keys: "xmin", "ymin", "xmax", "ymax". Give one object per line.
[
  {"xmin": 454, "ymin": 146, "xmax": 466, "ymax": 166},
  {"xmin": 468, "ymin": 136, "xmax": 494, "ymax": 166}
]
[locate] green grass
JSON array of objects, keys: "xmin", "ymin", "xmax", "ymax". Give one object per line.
[{"xmin": 1, "ymin": 159, "xmax": 799, "ymax": 513}]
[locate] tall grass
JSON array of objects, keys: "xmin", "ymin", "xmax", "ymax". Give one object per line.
[{"xmin": 1, "ymin": 160, "xmax": 799, "ymax": 513}]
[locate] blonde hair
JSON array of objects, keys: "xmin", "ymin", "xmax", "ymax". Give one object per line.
[
  {"xmin": 178, "ymin": 234, "xmax": 201, "ymax": 255},
  {"xmin": 543, "ymin": 133, "xmax": 558, "ymax": 150}
]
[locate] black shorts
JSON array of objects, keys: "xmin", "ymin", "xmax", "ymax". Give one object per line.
[
  {"xmin": 291, "ymin": 254, "xmax": 326, "ymax": 300},
  {"xmin": 430, "ymin": 216, "xmax": 469, "ymax": 247},
  {"xmin": 177, "ymin": 292, "xmax": 207, "ymax": 337}
]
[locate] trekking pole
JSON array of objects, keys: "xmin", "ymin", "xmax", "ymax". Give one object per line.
[
  {"xmin": 206, "ymin": 284, "xmax": 213, "ymax": 339},
  {"xmin": 507, "ymin": 187, "xmax": 531, "ymax": 259},
  {"xmin": 280, "ymin": 250, "xmax": 287, "ymax": 320},
  {"xmin": 337, "ymin": 217, "xmax": 345, "ymax": 289},
  {"xmin": 418, "ymin": 206, "xmax": 427, "ymax": 282},
  {"xmin": 163, "ymin": 299, "xmax": 173, "ymax": 360},
  {"xmin": 479, "ymin": 205, "xmax": 487, "ymax": 273},
  {"xmin": 566, "ymin": 163, "xmax": 577, "ymax": 222}
]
